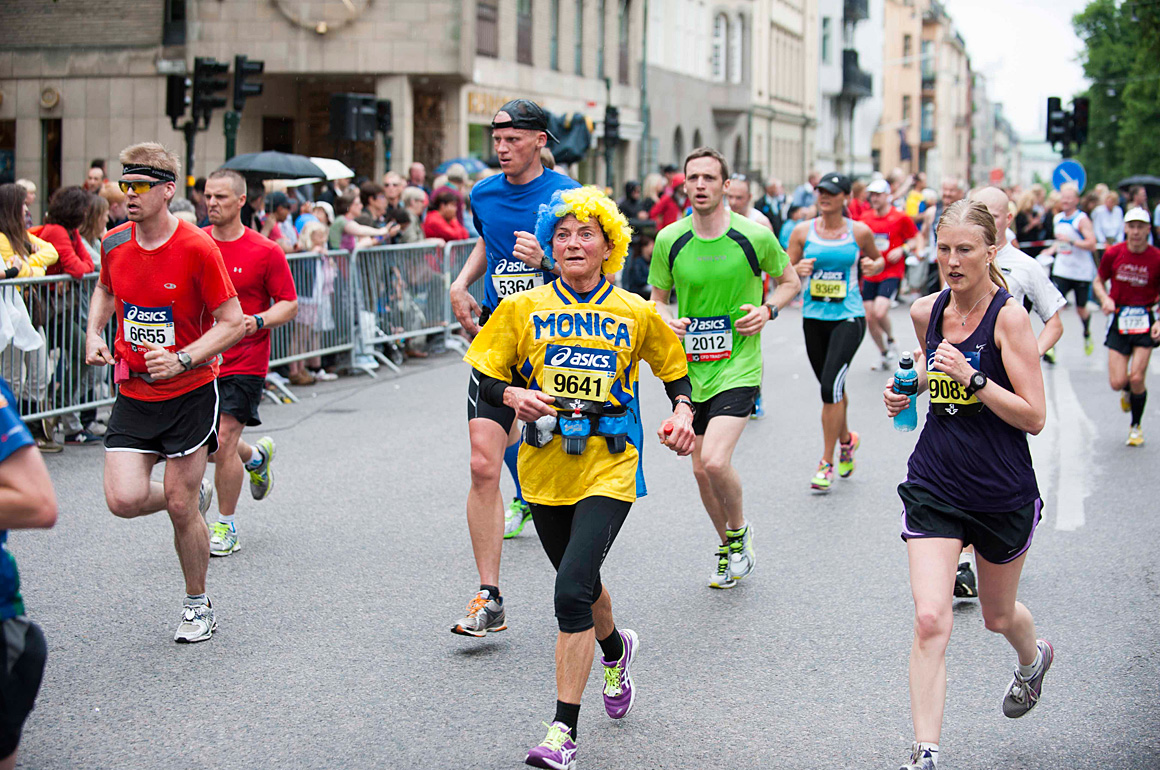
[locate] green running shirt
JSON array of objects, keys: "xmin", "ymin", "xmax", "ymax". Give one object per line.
[{"xmin": 648, "ymin": 211, "xmax": 789, "ymax": 401}]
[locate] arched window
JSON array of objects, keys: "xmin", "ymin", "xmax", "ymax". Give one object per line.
[
  {"xmin": 733, "ymin": 135, "xmax": 744, "ymax": 175},
  {"xmin": 711, "ymin": 13, "xmax": 727, "ymax": 82},
  {"xmin": 673, "ymin": 127, "xmax": 685, "ymax": 165},
  {"xmin": 729, "ymin": 13, "xmax": 743, "ymax": 84},
  {"xmin": 692, "ymin": 128, "xmax": 703, "ymax": 150}
]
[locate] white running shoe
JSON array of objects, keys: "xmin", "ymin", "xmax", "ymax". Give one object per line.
[{"xmin": 174, "ymin": 599, "xmax": 216, "ymax": 643}]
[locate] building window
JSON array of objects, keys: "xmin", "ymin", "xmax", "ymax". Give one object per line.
[
  {"xmin": 921, "ymin": 40, "xmax": 935, "ymax": 83},
  {"xmin": 518, "ymin": 0, "xmax": 534, "ymax": 64},
  {"xmin": 597, "ymin": 0, "xmax": 606, "ymax": 79},
  {"xmin": 712, "ymin": 14, "xmax": 727, "ymax": 82},
  {"xmin": 693, "ymin": 128, "xmax": 703, "ymax": 149},
  {"xmin": 550, "ymin": 0, "xmax": 560, "ymax": 69},
  {"xmin": 477, "ymin": 0, "xmax": 499, "ymax": 57},
  {"xmin": 733, "ymin": 135, "xmax": 744, "ymax": 174},
  {"xmin": 921, "ymin": 99, "xmax": 935, "ymax": 143},
  {"xmin": 674, "ymin": 127, "xmax": 684, "ymax": 164},
  {"xmin": 729, "ymin": 14, "xmax": 743, "ymax": 83},
  {"xmin": 575, "ymin": 0, "xmax": 585, "ymax": 75},
  {"xmin": 902, "ymin": 94, "xmax": 911, "ymax": 122},
  {"xmin": 903, "ymin": 34, "xmax": 912, "ymax": 66},
  {"xmin": 617, "ymin": 0, "xmax": 631, "ymax": 84},
  {"xmin": 822, "ymin": 17, "xmax": 831, "ymax": 65},
  {"xmin": 163, "ymin": 0, "xmax": 186, "ymax": 46},
  {"xmin": 0, "ymin": 121, "xmax": 15, "ymax": 185}
]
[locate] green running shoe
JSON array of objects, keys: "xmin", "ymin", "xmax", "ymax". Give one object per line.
[
  {"xmin": 709, "ymin": 544, "xmax": 735, "ymax": 589},
  {"xmin": 726, "ymin": 524, "xmax": 755, "ymax": 581},
  {"xmin": 1084, "ymin": 335, "xmax": 1094, "ymax": 356},
  {"xmin": 810, "ymin": 461, "xmax": 834, "ymax": 492},
  {"xmin": 503, "ymin": 498, "xmax": 533, "ymax": 538},
  {"xmin": 209, "ymin": 521, "xmax": 240, "ymax": 557},
  {"xmin": 837, "ymin": 430, "xmax": 859, "ymax": 478},
  {"xmin": 248, "ymin": 437, "xmax": 276, "ymax": 501}
]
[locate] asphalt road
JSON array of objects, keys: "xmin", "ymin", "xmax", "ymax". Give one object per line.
[{"xmin": 16, "ymin": 303, "xmax": 1160, "ymax": 769}]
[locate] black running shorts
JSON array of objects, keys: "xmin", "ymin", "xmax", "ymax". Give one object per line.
[
  {"xmin": 691, "ymin": 386, "xmax": 759, "ymax": 435},
  {"xmin": 0, "ymin": 618, "xmax": 46, "ymax": 759},
  {"xmin": 467, "ymin": 367, "xmax": 517, "ymax": 431},
  {"xmin": 1051, "ymin": 275, "xmax": 1091, "ymax": 307},
  {"xmin": 1104, "ymin": 310, "xmax": 1157, "ymax": 357},
  {"xmin": 105, "ymin": 380, "xmax": 220, "ymax": 458},
  {"xmin": 217, "ymin": 374, "xmax": 265, "ymax": 427},
  {"xmin": 861, "ymin": 277, "xmax": 900, "ymax": 302},
  {"xmin": 898, "ymin": 481, "xmax": 1042, "ymax": 565},
  {"xmin": 803, "ymin": 317, "xmax": 867, "ymax": 404}
]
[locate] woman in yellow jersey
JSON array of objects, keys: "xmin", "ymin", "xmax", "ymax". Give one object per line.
[{"xmin": 465, "ymin": 187, "xmax": 694, "ymax": 769}]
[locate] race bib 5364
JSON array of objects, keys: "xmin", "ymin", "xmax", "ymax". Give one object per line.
[
  {"xmin": 123, "ymin": 302, "xmax": 175, "ymax": 349},
  {"xmin": 541, "ymin": 344, "xmax": 617, "ymax": 402}
]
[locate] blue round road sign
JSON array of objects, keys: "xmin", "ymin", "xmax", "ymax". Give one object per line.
[{"xmin": 1052, "ymin": 160, "xmax": 1086, "ymax": 192}]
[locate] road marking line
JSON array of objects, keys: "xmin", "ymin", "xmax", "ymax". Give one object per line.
[{"xmin": 1039, "ymin": 368, "xmax": 1095, "ymax": 531}]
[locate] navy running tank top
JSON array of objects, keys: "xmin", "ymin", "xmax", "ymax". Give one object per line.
[{"xmin": 906, "ymin": 287, "xmax": 1040, "ymax": 512}]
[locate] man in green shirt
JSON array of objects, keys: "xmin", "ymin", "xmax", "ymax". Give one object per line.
[{"xmin": 648, "ymin": 147, "xmax": 800, "ymax": 589}]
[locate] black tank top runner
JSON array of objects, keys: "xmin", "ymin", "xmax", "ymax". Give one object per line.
[{"xmin": 906, "ymin": 287, "xmax": 1040, "ymax": 513}]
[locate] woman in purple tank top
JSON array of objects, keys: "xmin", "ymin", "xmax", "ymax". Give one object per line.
[{"xmin": 883, "ymin": 200, "xmax": 1054, "ymax": 770}]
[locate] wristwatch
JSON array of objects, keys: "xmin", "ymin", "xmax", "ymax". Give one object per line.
[
  {"xmin": 254, "ymin": 315, "xmax": 265, "ymax": 330},
  {"xmin": 964, "ymin": 370, "xmax": 988, "ymax": 397},
  {"xmin": 177, "ymin": 351, "xmax": 193, "ymax": 372},
  {"xmin": 764, "ymin": 303, "xmax": 779, "ymax": 322}
]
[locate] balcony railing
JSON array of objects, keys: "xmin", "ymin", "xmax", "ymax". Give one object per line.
[
  {"xmin": 844, "ymin": 0, "xmax": 869, "ymax": 23},
  {"xmin": 842, "ymin": 49, "xmax": 872, "ymax": 99}
]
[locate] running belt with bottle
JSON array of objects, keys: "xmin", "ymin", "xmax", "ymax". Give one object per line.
[
  {"xmin": 907, "ymin": 288, "xmax": 1040, "ymax": 512},
  {"xmin": 801, "ymin": 219, "xmax": 864, "ymax": 319},
  {"xmin": 1051, "ymin": 211, "xmax": 1096, "ymax": 282}
]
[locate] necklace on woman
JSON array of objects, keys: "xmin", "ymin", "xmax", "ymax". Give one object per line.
[{"xmin": 952, "ymin": 287, "xmax": 994, "ymax": 326}]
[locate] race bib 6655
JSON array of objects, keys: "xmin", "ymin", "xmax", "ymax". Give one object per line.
[{"xmin": 123, "ymin": 302, "xmax": 175, "ymax": 349}]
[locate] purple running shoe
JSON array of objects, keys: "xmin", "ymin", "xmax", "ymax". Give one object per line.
[
  {"xmin": 525, "ymin": 721, "xmax": 577, "ymax": 769},
  {"xmin": 601, "ymin": 628, "xmax": 638, "ymax": 719}
]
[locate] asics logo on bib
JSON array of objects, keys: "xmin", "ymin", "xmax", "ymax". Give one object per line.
[
  {"xmin": 687, "ymin": 316, "xmax": 728, "ymax": 333},
  {"xmin": 493, "ymin": 260, "xmax": 529, "ymax": 275},
  {"xmin": 547, "ymin": 346, "xmax": 614, "ymax": 370},
  {"xmin": 124, "ymin": 306, "xmax": 171, "ymax": 323},
  {"xmin": 533, "ymin": 311, "xmax": 632, "ymax": 347}
]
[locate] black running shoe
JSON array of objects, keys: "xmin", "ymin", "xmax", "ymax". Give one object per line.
[{"xmin": 954, "ymin": 561, "xmax": 978, "ymax": 598}]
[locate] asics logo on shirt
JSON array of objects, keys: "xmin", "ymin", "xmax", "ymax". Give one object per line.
[{"xmin": 533, "ymin": 311, "xmax": 632, "ymax": 347}]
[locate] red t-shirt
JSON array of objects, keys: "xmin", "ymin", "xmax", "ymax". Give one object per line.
[
  {"xmin": 422, "ymin": 212, "xmax": 469, "ymax": 241},
  {"xmin": 30, "ymin": 224, "xmax": 94, "ymax": 278},
  {"xmin": 99, "ymin": 220, "xmax": 237, "ymax": 401},
  {"xmin": 859, "ymin": 207, "xmax": 918, "ymax": 282},
  {"xmin": 847, "ymin": 199, "xmax": 871, "ymax": 221},
  {"xmin": 1098, "ymin": 243, "xmax": 1160, "ymax": 308},
  {"xmin": 204, "ymin": 226, "xmax": 297, "ymax": 377}
]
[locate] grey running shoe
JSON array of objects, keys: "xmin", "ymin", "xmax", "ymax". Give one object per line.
[
  {"xmin": 451, "ymin": 590, "xmax": 507, "ymax": 637},
  {"xmin": 727, "ymin": 524, "xmax": 755, "ymax": 581},
  {"xmin": 209, "ymin": 521, "xmax": 240, "ymax": 557},
  {"xmin": 709, "ymin": 545, "xmax": 735, "ymax": 589},
  {"xmin": 898, "ymin": 742, "xmax": 936, "ymax": 770},
  {"xmin": 1003, "ymin": 639, "xmax": 1054, "ymax": 718},
  {"xmin": 198, "ymin": 478, "xmax": 213, "ymax": 520},
  {"xmin": 174, "ymin": 599, "xmax": 216, "ymax": 643},
  {"xmin": 248, "ymin": 437, "xmax": 276, "ymax": 500}
]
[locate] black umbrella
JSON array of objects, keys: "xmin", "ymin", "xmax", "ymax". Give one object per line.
[
  {"xmin": 220, "ymin": 151, "xmax": 327, "ymax": 180},
  {"xmin": 1117, "ymin": 174, "xmax": 1160, "ymax": 197}
]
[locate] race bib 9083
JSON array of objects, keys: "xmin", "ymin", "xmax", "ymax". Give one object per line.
[
  {"xmin": 927, "ymin": 348, "xmax": 982, "ymax": 417},
  {"xmin": 123, "ymin": 302, "xmax": 175, "ymax": 349}
]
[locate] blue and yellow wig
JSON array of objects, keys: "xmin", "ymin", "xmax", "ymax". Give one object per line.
[{"xmin": 534, "ymin": 186, "xmax": 632, "ymax": 275}]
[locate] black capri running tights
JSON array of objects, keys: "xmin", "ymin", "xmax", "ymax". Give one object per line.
[
  {"xmin": 530, "ymin": 496, "xmax": 632, "ymax": 634},
  {"xmin": 803, "ymin": 317, "xmax": 867, "ymax": 404}
]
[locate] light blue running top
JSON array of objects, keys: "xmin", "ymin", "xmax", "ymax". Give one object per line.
[{"xmin": 802, "ymin": 218, "xmax": 864, "ymax": 321}]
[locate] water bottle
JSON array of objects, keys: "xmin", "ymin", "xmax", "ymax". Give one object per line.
[{"xmin": 893, "ymin": 351, "xmax": 919, "ymax": 432}]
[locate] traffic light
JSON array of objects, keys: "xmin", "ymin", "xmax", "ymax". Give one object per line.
[
  {"xmin": 233, "ymin": 55, "xmax": 264, "ymax": 112},
  {"xmin": 192, "ymin": 57, "xmax": 229, "ymax": 126},
  {"xmin": 1072, "ymin": 97, "xmax": 1089, "ymax": 148},
  {"xmin": 1046, "ymin": 97, "xmax": 1068, "ymax": 146},
  {"xmin": 376, "ymin": 99, "xmax": 393, "ymax": 134},
  {"xmin": 165, "ymin": 74, "xmax": 190, "ymax": 129},
  {"xmin": 604, "ymin": 105, "xmax": 620, "ymax": 145}
]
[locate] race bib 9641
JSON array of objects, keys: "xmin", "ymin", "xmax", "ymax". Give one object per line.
[{"xmin": 541, "ymin": 344, "xmax": 617, "ymax": 402}]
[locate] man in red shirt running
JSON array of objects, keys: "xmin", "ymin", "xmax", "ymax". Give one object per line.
[
  {"xmin": 1092, "ymin": 208, "xmax": 1160, "ymax": 447},
  {"xmin": 85, "ymin": 143, "xmax": 244, "ymax": 644},
  {"xmin": 203, "ymin": 169, "xmax": 298, "ymax": 557},
  {"xmin": 860, "ymin": 178, "xmax": 921, "ymax": 370}
]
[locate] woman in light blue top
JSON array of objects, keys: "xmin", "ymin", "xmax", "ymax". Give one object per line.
[{"xmin": 787, "ymin": 173, "xmax": 884, "ymax": 492}]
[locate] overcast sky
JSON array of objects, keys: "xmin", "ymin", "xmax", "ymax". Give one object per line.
[{"xmin": 942, "ymin": 0, "xmax": 1090, "ymax": 140}]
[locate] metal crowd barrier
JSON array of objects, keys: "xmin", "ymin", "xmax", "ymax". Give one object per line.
[
  {"xmin": 0, "ymin": 239, "xmax": 485, "ymax": 424},
  {"xmin": 0, "ymin": 272, "xmax": 117, "ymax": 427},
  {"xmin": 351, "ymin": 241, "xmax": 456, "ymax": 373}
]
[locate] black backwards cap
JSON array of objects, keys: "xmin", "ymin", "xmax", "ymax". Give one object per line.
[
  {"xmin": 122, "ymin": 164, "xmax": 177, "ymax": 183},
  {"xmin": 490, "ymin": 99, "xmax": 559, "ymax": 142}
]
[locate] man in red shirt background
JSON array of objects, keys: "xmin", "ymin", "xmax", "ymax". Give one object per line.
[
  {"xmin": 860, "ymin": 178, "xmax": 921, "ymax": 370},
  {"xmin": 1092, "ymin": 208, "xmax": 1160, "ymax": 446},
  {"xmin": 203, "ymin": 169, "xmax": 298, "ymax": 557},
  {"xmin": 85, "ymin": 142, "xmax": 244, "ymax": 644}
]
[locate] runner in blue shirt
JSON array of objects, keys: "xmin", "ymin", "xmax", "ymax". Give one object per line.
[
  {"xmin": 0, "ymin": 377, "xmax": 58, "ymax": 768},
  {"xmin": 447, "ymin": 100, "xmax": 580, "ymax": 639}
]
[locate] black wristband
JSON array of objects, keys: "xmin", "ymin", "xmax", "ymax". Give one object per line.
[{"xmin": 4, "ymin": 267, "xmax": 18, "ymax": 280}]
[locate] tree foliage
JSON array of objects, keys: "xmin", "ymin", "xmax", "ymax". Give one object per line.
[{"xmin": 1072, "ymin": 0, "xmax": 1160, "ymax": 185}]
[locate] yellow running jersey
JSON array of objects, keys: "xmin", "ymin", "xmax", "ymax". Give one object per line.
[{"xmin": 465, "ymin": 277, "xmax": 687, "ymax": 506}]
